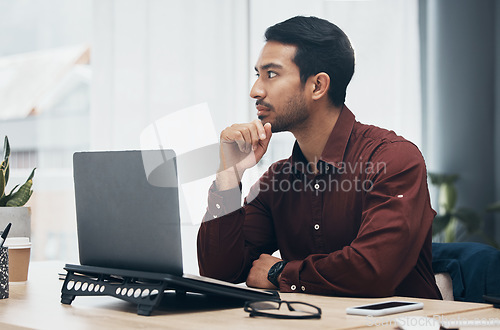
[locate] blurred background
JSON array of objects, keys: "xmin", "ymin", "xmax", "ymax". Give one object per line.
[{"xmin": 0, "ymin": 0, "xmax": 498, "ymax": 275}]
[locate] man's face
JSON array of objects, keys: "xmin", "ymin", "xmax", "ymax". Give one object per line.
[{"xmin": 251, "ymin": 41, "xmax": 309, "ymax": 133}]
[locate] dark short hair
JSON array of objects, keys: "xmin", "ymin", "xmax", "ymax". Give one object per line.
[{"xmin": 265, "ymin": 16, "xmax": 355, "ymax": 107}]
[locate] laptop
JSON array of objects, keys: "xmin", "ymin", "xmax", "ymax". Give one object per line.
[{"xmin": 71, "ymin": 149, "xmax": 278, "ymax": 301}]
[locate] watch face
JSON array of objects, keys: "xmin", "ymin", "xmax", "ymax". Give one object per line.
[
  {"xmin": 268, "ymin": 261, "xmax": 286, "ymax": 287},
  {"xmin": 271, "ymin": 261, "xmax": 282, "ymax": 274}
]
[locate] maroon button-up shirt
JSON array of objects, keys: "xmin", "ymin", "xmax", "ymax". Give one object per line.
[{"xmin": 197, "ymin": 106, "xmax": 442, "ymax": 299}]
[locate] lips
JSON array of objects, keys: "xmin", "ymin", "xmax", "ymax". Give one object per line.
[{"xmin": 256, "ymin": 104, "xmax": 271, "ymax": 118}]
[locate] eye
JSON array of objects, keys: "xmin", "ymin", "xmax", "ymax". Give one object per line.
[{"xmin": 267, "ymin": 71, "xmax": 277, "ymax": 78}]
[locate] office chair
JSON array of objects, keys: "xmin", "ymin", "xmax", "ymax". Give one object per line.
[{"xmin": 432, "ymin": 242, "xmax": 500, "ymax": 303}]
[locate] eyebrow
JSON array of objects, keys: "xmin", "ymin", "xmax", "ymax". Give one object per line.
[{"xmin": 254, "ymin": 63, "xmax": 283, "ymax": 72}]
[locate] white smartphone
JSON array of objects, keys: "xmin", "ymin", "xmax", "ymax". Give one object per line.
[{"xmin": 346, "ymin": 301, "xmax": 424, "ymax": 316}]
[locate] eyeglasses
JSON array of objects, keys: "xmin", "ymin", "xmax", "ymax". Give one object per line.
[{"xmin": 244, "ymin": 300, "xmax": 322, "ymax": 319}]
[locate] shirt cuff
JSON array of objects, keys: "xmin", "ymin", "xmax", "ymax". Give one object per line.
[
  {"xmin": 279, "ymin": 260, "xmax": 305, "ymax": 293},
  {"xmin": 205, "ymin": 181, "xmax": 242, "ymax": 220}
]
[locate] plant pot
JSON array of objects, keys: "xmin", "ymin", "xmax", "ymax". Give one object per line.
[{"xmin": 0, "ymin": 207, "xmax": 31, "ymax": 238}]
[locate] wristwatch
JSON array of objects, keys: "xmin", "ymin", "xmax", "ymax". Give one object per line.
[{"xmin": 267, "ymin": 260, "xmax": 288, "ymax": 288}]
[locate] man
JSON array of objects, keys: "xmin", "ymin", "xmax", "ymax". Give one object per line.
[{"xmin": 197, "ymin": 16, "xmax": 441, "ymax": 299}]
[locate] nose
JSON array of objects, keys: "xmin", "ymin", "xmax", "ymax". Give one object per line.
[{"xmin": 250, "ymin": 78, "xmax": 265, "ymax": 99}]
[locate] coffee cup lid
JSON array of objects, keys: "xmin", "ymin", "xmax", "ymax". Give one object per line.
[{"xmin": 4, "ymin": 237, "xmax": 31, "ymax": 248}]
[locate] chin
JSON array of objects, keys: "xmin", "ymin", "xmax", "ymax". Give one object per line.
[{"xmin": 258, "ymin": 116, "xmax": 271, "ymax": 125}]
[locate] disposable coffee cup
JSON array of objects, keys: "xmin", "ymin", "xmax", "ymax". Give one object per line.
[{"xmin": 4, "ymin": 237, "xmax": 31, "ymax": 283}]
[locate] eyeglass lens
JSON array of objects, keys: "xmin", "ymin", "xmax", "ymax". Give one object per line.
[
  {"xmin": 248, "ymin": 301, "xmax": 319, "ymax": 317},
  {"xmin": 287, "ymin": 302, "xmax": 319, "ymax": 314}
]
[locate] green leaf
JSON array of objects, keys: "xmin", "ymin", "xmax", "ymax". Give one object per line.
[
  {"xmin": 5, "ymin": 179, "xmax": 33, "ymax": 207},
  {"xmin": 6, "ymin": 184, "xmax": 19, "ymax": 196},
  {"xmin": 432, "ymin": 213, "xmax": 451, "ymax": 236},
  {"xmin": 0, "ymin": 184, "xmax": 19, "ymax": 206},
  {"xmin": 428, "ymin": 172, "xmax": 441, "ymax": 185},
  {"xmin": 26, "ymin": 168, "xmax": 35, "ymax": 181},
  {"xmin": 444, "ymin": 218, "xmax": 458, "ymax": 243},
  {"xmin": 444, "ymin": 174, "xmax": 459, "ymax": 184},
  {"xmin": 0, "ymin": 159, "xmax": 7, "ymax": 189},
  {"xmin": 486, "ymin": 201, "xmax": 500, "ymax": 213},
  {"xmin": 453, "ymin": 207, "xmax": 481, "ymax": 233},
  {"xmin": 0, "ymin": 169, "xmax": 4, "ymax": 199},
  {"xmin": 4, "ymin": 168, "xmax": 35, "ymax": 207},
  {"xmin": 2, "ymin": 136, "xmax": 9, "ymax": 185},
  {"xmin": 428, "ymin": 173, "xmax": 459, "ymax": 186},
  {"xmin": 0, "ymin": 137, "xmax": 35, "ymax": 207},
  {"xmin": 2, "ymin": 136, "xmax": 9, "ymax": 162},
  {"xmin": 439, "ymin": 183, "xmax": 457, "ymax": 213}
]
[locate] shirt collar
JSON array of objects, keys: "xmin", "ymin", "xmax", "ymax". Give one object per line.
[
  {"xmin": 319, "ymin": 104, "xmax": 355, "ymax": 169},
  {"xmin": 288, "ymin": 105, "xmax": 356, "ymax": 173}
]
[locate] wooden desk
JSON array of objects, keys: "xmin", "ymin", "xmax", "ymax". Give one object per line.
[{"xmin": 0, "ymin": 261, "xmax": 498, "ymax": 329}]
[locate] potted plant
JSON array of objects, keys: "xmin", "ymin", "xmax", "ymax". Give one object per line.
[
  {"xmin": 429, "ymin": 172, "xmax": 497, "ymax": 247},
  {"xmin": 487, "ymin": 201, "xmax": 500, "ymax": 213},
  {"xmin": 0, "ymin": 136, "xmax": 35, "ymax": 238}
]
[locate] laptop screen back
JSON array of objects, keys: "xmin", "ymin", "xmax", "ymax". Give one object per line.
[{"xmin": 73, "ymin": 150, "xmax": 183, "ymax": 275}]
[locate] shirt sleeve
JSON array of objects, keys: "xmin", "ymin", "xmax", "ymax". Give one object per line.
[
  {"xmin": 279, "ymin": 141, "xmax": 436, "ymax": 296},
  {"xmin": 197, "ymin": 170, "xmax": 278, "ymax": 283}
]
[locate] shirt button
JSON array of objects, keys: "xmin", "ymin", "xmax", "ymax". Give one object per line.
[
  {"xmin": 301, "ymin": 286, "xmax": 306, "ymax": 292},
  {"xmin": 314, "ymin": 183, "xmax": 320, "ymax": 190},
  {"xmin": 215, "ymin": 203, "xmax": 221, "ymax": 209},
  {"xmin": 291, "ymin": 285, "xmax": 296, "ymax": 291},
  {"xmin": 314, "ymin": 224, "xmax": 320, "ymax": 230}
]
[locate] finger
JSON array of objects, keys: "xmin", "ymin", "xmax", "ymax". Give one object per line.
[
  {"xmin": 223, "ymin": 125, "xmax": 251, "ymax": 153},
  {"xmin": 234, "ymin": 124, "xmax": 261, "ymax": 153},
  {"xmin": 252, "ymin": 119, "xmax": 267, "ymax": 140},
  {"xmin": 245, "ymin": 123, "xmax": 261, "ymax": 152},
  {"xmin": 260, "ymin": 123, "xmax": 273, "ymax": 150},
  {"xmin": 232, "ymin": 131, "xmax": 248, "ymax": 153},
  {"xmin": 222, "ymin": 128, "xmax": 247, "ymax": 153},
  {"xmin": 237, "ymin": 125, "xmax": 253, "ymax": 153},
  {"xmin": 250, "ymin": 123, "xmax": 272, "ymax": 162}
]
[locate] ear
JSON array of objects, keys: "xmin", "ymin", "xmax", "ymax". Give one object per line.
[{"xmin": 309, "ymin": 73, "xmax": 330, "ymax": 101}]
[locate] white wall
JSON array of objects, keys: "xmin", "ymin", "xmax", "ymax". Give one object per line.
[
  {"xmin": 325, "ymin": 0, "xmax": 422, "ymax": 149},
  {"xmin": 92, "ymin": 0, "xmax": 251, "ymax": 274},
  {"xmin": 422, "ymin": 0, "xmax": 497, "ymax": 242},
  {"xmin": 92, "ymin": 0, "xmax": 423, "ymax": 274},
  {"xmin": 0, "ymin": 0, "xmax": 92, "ymax": 56},
  {"xmin": 0, "ymin": 0, "xmax": 93, "ymax": 263},
  {"xmin": 91, "ymin": 0, "xmax": 250, "ymax": 151}
]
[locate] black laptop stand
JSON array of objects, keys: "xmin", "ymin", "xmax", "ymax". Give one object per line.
[{"xmin": 60, "ymin": 264, "xmax": 280, "ymax": 316}]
